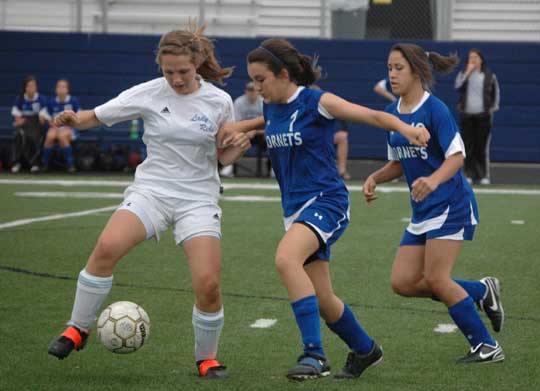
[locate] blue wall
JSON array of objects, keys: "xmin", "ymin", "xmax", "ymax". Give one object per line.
[{"xmin": 1, "ymin": 31, "xmax": 539, "ymax": 162}]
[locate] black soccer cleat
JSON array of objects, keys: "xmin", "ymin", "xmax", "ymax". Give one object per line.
[
  {"xmin": 197, "ymin": 359, "xmax": 229, "ymax": 379},
  {"xmin": 286, "ymin": 352, "xmax": 330, "ymax": 381},
  {"xmin": 48, "ymin": 325, "xmax": 88, "ymax": 360},
  {"xmin": 456, "ymin": 342, "xmax": 504, "ymax": 364},
  {"xmin": 479, "ymin": 277, "xmax": 505, "ymax": 332},
  {"xmin": 334, "ymin": 342, "xmax": 383, "ymax": 379}
]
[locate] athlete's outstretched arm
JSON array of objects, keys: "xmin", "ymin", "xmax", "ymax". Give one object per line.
[
  {"xmin": 217, "ymin": 131, "xmax": 252, "ymax": 166},
  {"xmin": 320, "ymin": 93, "xmax": 430, "ymax": 147},
  {"xmin": 363, "ymin": 161, "xmax": 403, "ymax": 204},
  {"xmin": 54, "ymin": 109, "xmax": 102, "ymax": 130},
  {"xmin": 411, "ymin": 152, "xmax": 464, "ymax": 202},
  {"xmin": 218, "ymin": 116, "xmax": 266, "ymax": 146}
]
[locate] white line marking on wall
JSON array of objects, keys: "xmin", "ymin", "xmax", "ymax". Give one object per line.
[
  {"xmin": 250, "ymin": 319, "xmax": 278, "ymax": 329},
  {"xmin": 0, "ymin": 205, "xmax": 118, "ymax": 230}
]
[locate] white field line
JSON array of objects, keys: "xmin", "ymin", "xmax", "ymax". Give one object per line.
[
  {"xmin": 0, "ymin": 205, "xmax": 118, "ymax": 230},
  {"xmin": 15, "ymin": 191, "xmax": 124, "ymax": 199},
  {"xmin": 434, "ymin": 323, "xmax": 458, "ymax": 333},
  {"xmin": 250, "ymin": 318, "xmax": 278, "ymax": 328},
  {"xmin": 14, "ymin": 192, "xmax": 281, "ymax": 202},
  {"xmin": 2, "ymin": 179, "xmax": 540, "ymax": 195}
]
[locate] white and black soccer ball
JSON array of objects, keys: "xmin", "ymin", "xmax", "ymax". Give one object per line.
[{"xmin": 97, "ymin": 301, "xmax": 150, "ymax": 354}]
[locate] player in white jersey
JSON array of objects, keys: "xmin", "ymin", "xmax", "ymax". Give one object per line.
[
  {"xmin": 48, "ymin": 25, "xmax": 251, "ymax": 379},
  {"xmin": 363, "ymin": 43, "xmax": 504, "ymax": 364},
  {"xmin": 221, "ymin": 38, "xmax": 430, "ymax": 381}
]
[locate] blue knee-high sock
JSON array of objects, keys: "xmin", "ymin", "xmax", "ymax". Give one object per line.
[
  {"xmin": 291, "ymin": 295, "xmax": 325, "ymax": 357},
  {"xmin": 62, "ymin": 146, "xmax": 74, "ymax": 167},
  {"xmin": 326, "ymin": 303, "xmax": 374, "ymax": 355},
  {"xmin": 448, "ymin": 296, "xmax": 496, "ymax": 347},
  {"xmin": 432, "ymin": 279, "xmax": 487, "ymax": 302},
  {"xmin": 42, "ymin": 147, "xmax": 53, "ymax": 167}
]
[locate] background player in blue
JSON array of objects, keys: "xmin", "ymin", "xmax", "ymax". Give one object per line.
[
  {"xmin": 362, "ymin": 43, "xmax": 505, "ymax": 364},
  {"xmin": 10, "ymin": 75, "xmax": 48, "ymax": 173},
  {"xmin": 42, "ymin": 79, "xmax": 80, "ymax": 172},
  {"xmin": 221, "ymin": 38, "xmax": 430, "ymax": 381}
]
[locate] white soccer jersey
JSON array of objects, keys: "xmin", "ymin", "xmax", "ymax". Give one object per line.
[{"xmin": 95, "ymin": 77, "xmax": 234, "ymax": 202}]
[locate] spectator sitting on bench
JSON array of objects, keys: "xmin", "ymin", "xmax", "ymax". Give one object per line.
[
  {"xmin": 42, "ymin": 79, "xmax": 80, "ymax": 172},
  {"xmin": 10, "ymin": 75, "xmax": 48, "ymax": 173}
]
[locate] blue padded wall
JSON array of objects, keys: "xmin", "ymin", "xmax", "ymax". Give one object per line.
[{"xmin": 1, "ymin": 31, "xmax": 538, "ymax": 162}]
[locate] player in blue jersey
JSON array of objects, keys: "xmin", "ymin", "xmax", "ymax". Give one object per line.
[
  {"xmin": 10, "ymin": 75, "xmax": 48, "ymax": 173},
  {"xmin": 42, "ymin": 79, "xmax": 81, "ymax": 172},
  {"xmin": 221, "ymin": 38, "xmax": 430, "ymax": 381},
  {"xmin": 363, "ymin": 43, "xmax": 505, "ymax": 364}
]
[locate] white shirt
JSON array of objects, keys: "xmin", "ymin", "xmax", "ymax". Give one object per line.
[
  {"xmin": 233, "ymin": 94, "xmax": 263, "ymax": 121},
  {"xmin": 95, "ymin": 77, "xmax": 234, "ymax": 202}
]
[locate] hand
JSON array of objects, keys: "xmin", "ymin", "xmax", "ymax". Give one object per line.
[
  {"xmin": 362, "ymin": 176, "xmax": 379, "ymax": 204},
  {"xmin": 465, "ymin": 62, "xmax": 475, "ymax": 75},
  {"xmin": 410, "ymin": 176, "xmax": 438, "ymax": 202},
  {"xmin": 403, "ymin": 125, "xmax": 430, "ymax": 147},
  {"xmin": 224, "ymin": 130, "xmax": 252, "ymax": 151},
  {"xmin": 217, "ymin": 122, "xmax": 244, "ymax": 148},
  {"xmin": 14, "ymin": 116, "xmax": 26, "ymax": 127},
  {"xmin": 54, "ymin": 110, "xmax": 79, "ymax": 128}
]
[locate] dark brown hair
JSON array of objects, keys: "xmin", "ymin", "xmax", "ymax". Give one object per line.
[
  {"xmin": 468, "ymin": 48, "xmax": 486, "ymax": 72},
  {"xmin": 155, "ymin": 23, "xmax": 233, "ymax": 85},
  {"xmin": 390, "ymin": 43, "xmax": 459, "ymax": 90},
  {"xmin": 247, "ymin": 38, "xmax": 321, "ymax": 86},
  {"xmin": 20, "ymin": 75, "xmax": 37, "ymax": 99}
]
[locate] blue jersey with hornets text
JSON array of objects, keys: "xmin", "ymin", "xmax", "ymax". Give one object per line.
[
  {"xmin": 263, "ymin": 87, "xmax": 347, "ymax": 217},
  {"xmin": 11, "ymin": 93, "xmax": 48, "ymax": 118},
  {"xmin": 46, "ymin": 95, "xmax": 80, "ymax": 119},
  {"xmin": 386, "ymin": 92, "xmax": 479, "ymax": 233}
]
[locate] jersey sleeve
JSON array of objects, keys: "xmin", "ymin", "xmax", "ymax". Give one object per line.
[
  {"xmin": 387, "ymin": 133, "xmax": 399, "ymax": 161},
  {"xmin": 94, "ymin": 84, "xmax": 146, "ymax": 127},
  {"xmin": 432, "ymin": 100, "xmax": 465, "ymax": 158},
  {"xmin": 39, "ymin": 96, "xmax": 50, "ymax": 120},
  {"xmin": 218, "ymin": 95, "xmax": 235, "ymax": 127},
  {"xmin": 72, "ymin": 96, "xmax": 81, "ymax": 112},
  {"xmin": 11, "ymin": 96, "xmax": 22, "ymax": 117}
]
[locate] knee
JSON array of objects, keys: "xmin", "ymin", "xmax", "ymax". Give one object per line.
[
  {"xmin": 195, "ymin": 275, "xmax": 221, "ymax": 305},
  {"xmin": 59, "ymin": 135, "xmax": 71, "ymax": 147},
  {"xmin": 423, "ymin": 273, "xmax": 447, "ymax": 295},
  {"xmin": 275, "ymin": 251, "xmax": 296, "ymax": 276},
  {"xmin": 44, "ymin": 134, "xmax": 56, "ymax": 147},
  {"xmin": 390, "ymin": 275, "xmax": 415, "ymax": 297},
  {"xmin": 92, "ymin": 236, "xmax": 123, "ymax": 264}
]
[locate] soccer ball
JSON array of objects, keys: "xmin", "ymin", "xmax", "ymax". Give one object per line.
[{"xmin": 97, "ymin": 301, "xmax": 150, "ymax": 354}]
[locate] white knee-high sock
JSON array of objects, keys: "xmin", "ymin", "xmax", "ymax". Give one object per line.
[
  {"xmin": 192, "ymin": 306, "xmax": 224, "ymax": 362},
  {"xmin": 68, "ymin": 269, "xmax": 113, "ymax": 333}
]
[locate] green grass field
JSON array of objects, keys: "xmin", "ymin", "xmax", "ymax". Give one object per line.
[{"xmin": 1, "ymin": 174, "xmax": 539, "ymax": 390}]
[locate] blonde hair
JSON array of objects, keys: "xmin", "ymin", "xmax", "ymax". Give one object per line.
[{"xmin": 155, "ymin": 22, "xmax": 233, "ymax": 84}]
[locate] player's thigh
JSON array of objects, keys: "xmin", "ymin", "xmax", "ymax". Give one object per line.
[
  {"xmin": 92, "ymin": 209, "xmax": 147, "ymax": 260},
  {"xmin": 424, "ymin": 239, "xmax": 462, "ymax": 282},
  {"xmin": 183, "ymin": 236, "xmax": 222, "ymax": 292},
  {"xmin": 391, "ymin": 245, "xmax": 426, "ymax": 287},
  {"xmin": 276, "ymin": 223, "xmax": 320, "ymax": 268}
]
